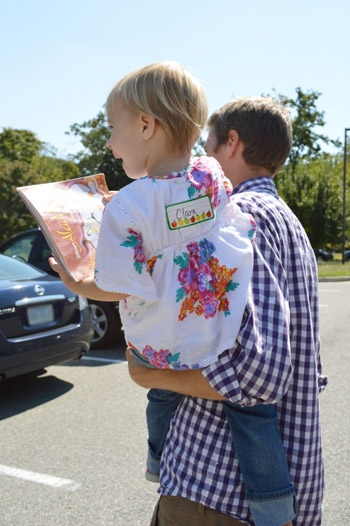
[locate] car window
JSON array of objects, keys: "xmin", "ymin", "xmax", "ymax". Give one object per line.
[
  {"xmin": 37, "ymin": 238, "xmax": 52, "ymax": 263},
  {"xmin": 0, "ymin": 254, "xmax": 45, "ymax": 280},
  {"xmin": 1, "ymin": 233, "xmax": 37, "ymax": 262}
]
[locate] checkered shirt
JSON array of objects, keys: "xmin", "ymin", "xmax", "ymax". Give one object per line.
[{"xmin": 159, "ymin": 177, "xmax": 327, "ymax": 526}]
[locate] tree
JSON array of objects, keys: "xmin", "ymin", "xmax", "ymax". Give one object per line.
[
  {"xmin": 67, "ymin": 111, "xmax": 130, "ymax": 190},
  {"xmin": 271, "ymin": 88, "xmax": 341, "ymax": 176},
  {"xmin": 0, "ymin": 128, "xmax": 42, "ymax": 165},
  {"xmin": 275, "ymin": 154, "xmax": 344, "ymax": 248},
  {"xmin": 0, "ymin": 159, "xmax": 39, "ymax": 244},
  {"xmin": 0, "ymin": 128, "xmax": 80, "ymax": 243},
  {"xmin": 35, "ymin": 155, "xmax": 79, "ymax": 183}
]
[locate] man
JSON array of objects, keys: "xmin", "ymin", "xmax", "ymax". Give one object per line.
[{"xmin": 127, "ymin": 96, "xmax": 326, "ymax": 526}]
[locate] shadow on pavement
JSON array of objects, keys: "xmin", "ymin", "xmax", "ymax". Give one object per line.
[
  {"xmin": 62, "ymin": 346, "xmax": 127, "ymax": 368},
  {"xmin": 0, "ymin": 372, "xmax": 73, "ymax": 421}
]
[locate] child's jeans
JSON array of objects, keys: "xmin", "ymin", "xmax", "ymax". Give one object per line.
[
  {"xmin": 130, "ymin": 348, "xmax": 296, "ymax": 526},
  {"xmin": 146, "ymin": 389, "xmax": 297, "ymax": 526}
]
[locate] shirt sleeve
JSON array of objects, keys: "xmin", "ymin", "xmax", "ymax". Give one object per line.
[
  {"xmin": 93, "ymin": 192, "xmax": 159, "ymax": 301},
  {"xmin": 201, "ymin": 231, "xmax": 293, "ymax": 406}
]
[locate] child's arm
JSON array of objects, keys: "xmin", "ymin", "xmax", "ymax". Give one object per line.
[{"xmin": 49, "ymin": 257, "xmax": 129, "ymax": 302}]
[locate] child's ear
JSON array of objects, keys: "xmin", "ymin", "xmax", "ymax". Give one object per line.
[
  {"xmin": 226, "ymin": 130, "xmax": 241, "ymax": 157},
  {"xmin": 139, "ymin": 113, "xmax": 156, "ymax": 141}
]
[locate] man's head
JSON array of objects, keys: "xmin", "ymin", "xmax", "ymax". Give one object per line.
[{"xmin": 205, "ymin": 96, "xmax": 292, "ymax": 180}]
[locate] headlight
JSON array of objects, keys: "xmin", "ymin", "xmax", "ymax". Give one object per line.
[{"xmin": 78, "ymin": 295, "xmax": 89, "ymax": 310}]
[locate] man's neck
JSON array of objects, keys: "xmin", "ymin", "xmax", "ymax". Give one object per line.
[{"xmin": 225, "ymin": 161, "xmax": 271, "ymax": 188}]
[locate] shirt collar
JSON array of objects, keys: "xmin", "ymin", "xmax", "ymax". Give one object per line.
[{"xmin": 231, "ymin": 176, "xmax": 278, "ymax": 196}]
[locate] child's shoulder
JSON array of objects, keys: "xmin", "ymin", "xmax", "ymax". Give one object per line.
[
  {"xmin": 189, "ymin": 155, "xmax": 223, "ymax": 176},
  {"xmin": 186, "ymin": 156, "xmax": 233, "ymax": 202}
]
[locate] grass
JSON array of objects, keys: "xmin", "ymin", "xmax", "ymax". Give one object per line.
[{"xmin": 317, "ymin": 259, "xmax": 350, "ymax": 277}]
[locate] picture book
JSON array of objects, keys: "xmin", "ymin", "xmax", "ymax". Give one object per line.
[{"xmin": 17, "ymin": 174, "xmax": 111, "ymax": 281}]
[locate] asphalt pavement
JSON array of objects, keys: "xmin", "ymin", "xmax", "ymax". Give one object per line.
[{"xmin": 0, "ymin": 281, "xmax": 349, "ymax": 525}]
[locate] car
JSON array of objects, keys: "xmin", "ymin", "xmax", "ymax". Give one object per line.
[
  {"xmin": 314, "ymin": 249, "xmax": 333, "ymax": 262},
  {"xmin": 0, "ymin": 229, "xmax": 123, "ymax": 349},
  {"xmin": 344, "ymin": 250, "xmax": 350, "ymax": 262},
  {"xmin": 0, "ymin": 254, "xmax": 93, "ymax": 381}
]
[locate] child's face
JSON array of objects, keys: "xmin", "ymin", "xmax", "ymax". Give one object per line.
[{"xmin": 107, "ymin": 100, "xmax": 148, "ymax": 180}]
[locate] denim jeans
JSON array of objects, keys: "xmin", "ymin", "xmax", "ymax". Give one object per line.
[
  {"xmin": 131, "ymin": 348, "xmax": 297, "ymax": 526},
  {"xmin": 146, "ymin": 390, "xmax": 296, "ymax": 526}
]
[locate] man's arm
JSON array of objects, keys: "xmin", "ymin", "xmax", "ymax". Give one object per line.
[
  {"xmin": 126, "ymin": 348, "xmax": 226, "ymax": 400},
  {"xmin": 49, "ymin": 257, "xmax": 129, "ymax": 302}
]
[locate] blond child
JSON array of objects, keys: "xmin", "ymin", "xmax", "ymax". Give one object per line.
[{"xmin": 50, "ymin": 62, "xmax": 294, "ymax": 526}]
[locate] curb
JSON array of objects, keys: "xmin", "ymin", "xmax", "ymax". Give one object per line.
[{"xmin": 319, "ymin": 276, "xmax": 350, "ymax": 282}]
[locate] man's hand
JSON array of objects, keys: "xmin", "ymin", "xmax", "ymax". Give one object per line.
[{"xmin": 126, "ymin": 348, "xmax": 226, "ymax": 400}]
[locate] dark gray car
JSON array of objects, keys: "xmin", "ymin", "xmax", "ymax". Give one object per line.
[
  {"xmin": 0, "ymin": 254, "xmax": 93, "ymax": 381},
  {"xmin": 0, "ymin": 229, "xmax": 123, "ymax": 349}
]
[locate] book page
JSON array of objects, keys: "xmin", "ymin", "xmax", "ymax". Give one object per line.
[{"xmin": 17, "ymin": 174, "xmax": 111, "ymax": 281}]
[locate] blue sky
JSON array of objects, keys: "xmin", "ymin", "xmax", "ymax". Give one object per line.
[{"xmin": 1, "ymin": 0, "xmax": 349, "ymax": 158}]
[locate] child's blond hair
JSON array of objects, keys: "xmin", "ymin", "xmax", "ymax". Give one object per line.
[
  {"xmin": 208, "ymin": 97, "xmax": 293, "ymax": 175},
  {"xmin": 106, "ymin": 62, "xmax": 208, "ymax": 153}
]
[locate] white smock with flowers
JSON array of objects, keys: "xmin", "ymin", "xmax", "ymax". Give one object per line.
[{"xmin": 94, "ymin": 156, "xmax": 256, "ymax": 370}]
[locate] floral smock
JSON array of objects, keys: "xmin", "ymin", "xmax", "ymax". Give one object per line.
[{"xmin": 94, "ymin": 156, "xmax": 256, "ymax": 370}]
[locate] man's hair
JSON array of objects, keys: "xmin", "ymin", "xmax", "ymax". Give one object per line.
[
  {"xmin": 106, "ymin": 61, "xmax": 208, "ymax": 153},
  {"xmin": 208, "ymin": 96, "xmax": 293, "ymax": 175}
]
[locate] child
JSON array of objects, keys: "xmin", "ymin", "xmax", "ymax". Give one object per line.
[{"xmin": 50, "ymin": 62, "xmax": 295, "ymax": 526}]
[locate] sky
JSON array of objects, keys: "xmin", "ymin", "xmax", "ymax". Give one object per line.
[{"xmin": 1, "ymin": 0, "xmax": 349, "ymax": 158}]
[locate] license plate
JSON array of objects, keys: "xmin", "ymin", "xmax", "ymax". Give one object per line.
[{"xmin": 27, "ymin": 304, "xmax": 54, "ymax": 326}]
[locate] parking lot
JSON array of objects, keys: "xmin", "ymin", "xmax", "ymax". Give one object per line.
[{"xmin": 0, "ymin": 281, "xmax": 349, "ymax": 525}]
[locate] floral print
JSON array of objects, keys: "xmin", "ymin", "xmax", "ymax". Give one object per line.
[
  {"xmin": 148, "ymin": 157, "xmax": 231, "ymax": 211},
  {"xmin": 120, "ymin": 230, "xmax": 163, "ymax": 275},
  {"xmin": 248, "ymin": 216, "xmax": 257, "ymax": 240},
  {"xmin": 120, "ymin": 229, "xmax": 146, "ymax": 274},
  {"xmin": 128, "ymin": 341, "xmax": 199, "ymax": 370},
  {"xmin": 146, "ymin": 254, "xmax": 163, "ymax": 276},
  {"xmin": 187, "ymin": 160, "xmax": 221, "ymax": 209},
  {"xmin": 174, "ymin": 239, "xmax": 239, "ymax": 321}
]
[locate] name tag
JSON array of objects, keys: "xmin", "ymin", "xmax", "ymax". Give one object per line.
[{"xmin": 166, "ymin": 195, "xmax": 214, "ymax": 230}]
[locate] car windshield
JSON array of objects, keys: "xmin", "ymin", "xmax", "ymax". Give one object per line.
[{"xmin": 0, "ymin": 254, "xmax": 46, "ymax": 280}]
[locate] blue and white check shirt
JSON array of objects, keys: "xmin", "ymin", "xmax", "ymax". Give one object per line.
[{"xmin": 159, "ymin": 177, "xmax": 326, "ymax": 526}]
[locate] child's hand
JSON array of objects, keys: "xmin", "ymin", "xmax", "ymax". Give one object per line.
[
  {"xmin": 103, "ymin": 191, "xmax": 118, "ymax": 205},
  {"xmin": 49, "ymin": 257, "xmax": 74, "ymax": 288}
]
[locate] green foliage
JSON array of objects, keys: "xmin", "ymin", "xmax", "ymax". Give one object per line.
[
  {"xmin": 192, "ymin": 136, "xmax": 206, "ymax": 157},
  {"xmin": 0, "ymin": 159, "xmax": 38, "ymax": 244},
  {"xmin": 0, "ymin": 128, "xmax": 42, "ymax": 165},
  {"xmin": 0, "ymin": 128, "xmax": 80, "ymax": 244},
  {"xmin": 271, "ymin": 88, "xmax": 341, "ymax": 174},
  {"xmin": 67, "ymin": 111, "xmax": 130, "ymax": 190},
  {"xmin": 35, "ymin": 155, "xmax": 79, "ymax": 183},
  {"xmin": 275, "ymin": 154, "xmax": 345, "ymax": 248}
]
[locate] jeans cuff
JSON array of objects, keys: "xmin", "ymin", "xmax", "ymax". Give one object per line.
[
  {"xmin": 147, "ymin": 449, "xmax": 160, "ymax": 476},
  {"xmin": 246, "ymin": 484, "xmax": 295, "ymax": 501},
  {"xmin": 246, "ymin": 490, "xmax": 298, "ymax": 526}
]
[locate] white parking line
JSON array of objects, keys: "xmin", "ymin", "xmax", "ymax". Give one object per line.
[
  {"xmin": 0, "ymin": 464, "xmax": 80, "ymax": 490},
  {"xmin": 81, "ymin": 356, "xmax": 124, "ymax": 364}
]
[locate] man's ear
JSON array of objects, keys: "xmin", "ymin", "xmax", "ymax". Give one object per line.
[
  {"xmin": 226, "ymin": 130, "xmax": 241, "ymax": 157},
  {"xmin": 139, "ymin": 113, "xmax": 156, "ymax": 141}
]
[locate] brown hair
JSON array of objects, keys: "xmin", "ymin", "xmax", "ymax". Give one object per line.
[
  {"xmin": 106, "ymin": 62, "xmax": 208, "ymax": 153},
  {"xmin": 208, "ymin": 96, "xmax": 292, "ymax": 175}
]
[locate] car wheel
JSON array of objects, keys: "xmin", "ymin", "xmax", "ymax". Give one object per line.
[{"xmin": 88, "ymin": 301, "xmax": 122, "ymax": 349}]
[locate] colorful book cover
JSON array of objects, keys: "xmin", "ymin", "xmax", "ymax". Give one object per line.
[{"xmin": 17, "ymin": 174, "xmax": 110, "ymax": 281}]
